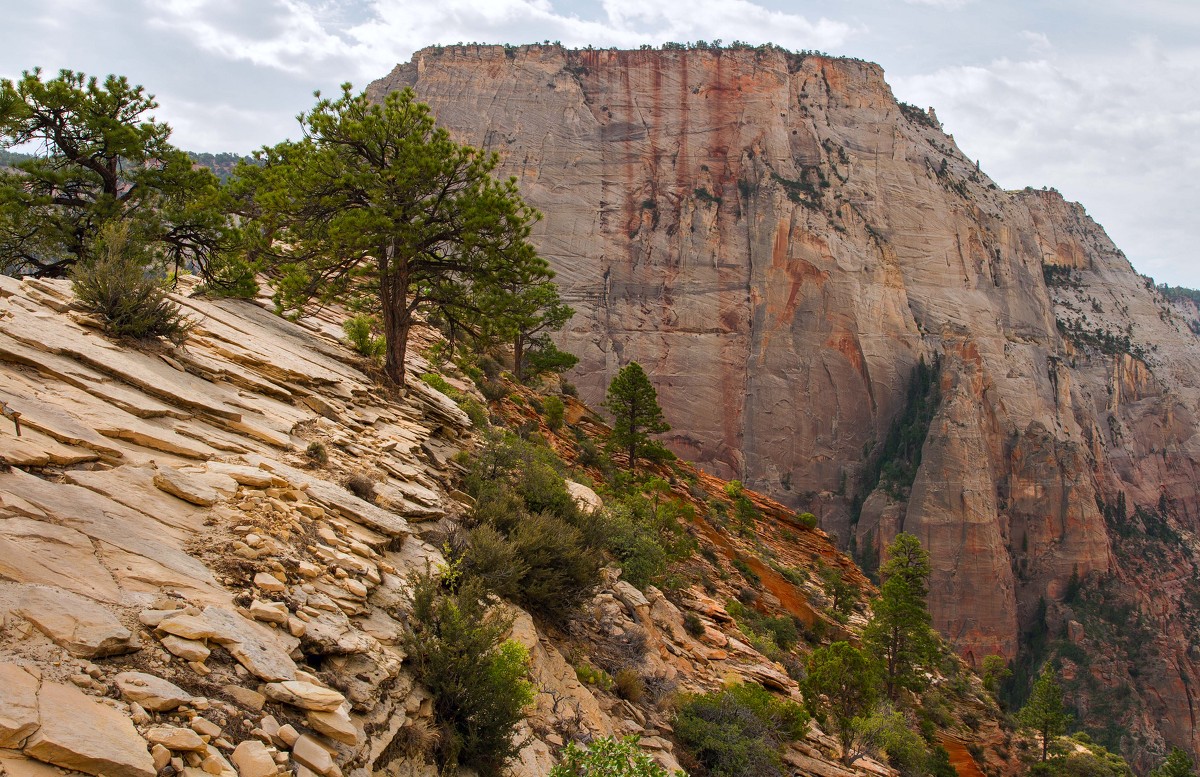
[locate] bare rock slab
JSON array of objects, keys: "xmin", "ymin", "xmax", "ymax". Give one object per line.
[
  {"xmin": 114, "ymin": 672, "xmax": 194, "ymax": 712},
  {"xmin": 229, "ymin": 741, "xmax": 277, "ymax": 777},
  {"xmin": 261, "ymin": 681, "xmax": 344, "ymax": 712},
  {"xmin": 24, "ymin": 680, "xmax": 156, "ymax": 777},
  {"xmin": 0, "ymin": 663, "xmax": 40, "ymax": 748},
  {"xmin": 153, "ymin": 467, "xmax": 220, "ymax": 507},
  {"xmin": 16, "ymin": 585, "xmax": 139, "ymax": 658}
]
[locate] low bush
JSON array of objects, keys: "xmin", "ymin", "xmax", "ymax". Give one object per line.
[
  {"xmin": 305, "ymin": 441, "xmax": 328, "ymax": 465},
  {"xmin": 575, "ymin": 662, "xmax": 614, "ymax": 691},
  {"xmin": 551, "ymin": 736, "xmax": 676, "ymax": 777},
  {"xmin": 343, "ymin": 314, "xmax": 386, "ymax": 358},
  {"xmin": 683, "ymin": 612, "xmax": 706, "ymax": 638},
  {"xmin": 71, "ymin": 221, "xmax": 194, "ymax": 343},
  {"xmin": 344, "ymin": 472, "xmax": 376, "ymax": 503},
  {"xmin": 402, "ymin": 574, "xmax": 535, "ymax": 776},
  {"xmin": 614, "ymin": 668, "xmax": 645, "ymax": 703},
  {"xmin": 675, "ymin": 683, "xmax": 809, "ymax": 777},
  {"xmin": 543, "ymin": 395, "xmax": 565, "ymax": 430}
]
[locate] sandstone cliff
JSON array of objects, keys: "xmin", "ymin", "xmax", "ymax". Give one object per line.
[{"xmin": 370, "ymin": 44, "xmax": 1200, "ymax": 764}]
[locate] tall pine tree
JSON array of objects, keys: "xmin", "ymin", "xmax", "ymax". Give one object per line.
[
  {"xmin": 1018, "ymin": 667, "xmax": 1069, "ymax": 762},
  {"xmin": 602, "ymin": 361, "xmax": 669, "ymax": 472},
  {"xmin": 864, "ymin": 532, "xmax": 937, "ymax": 698}
]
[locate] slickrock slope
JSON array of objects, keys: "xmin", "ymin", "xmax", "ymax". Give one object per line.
[
  {"xmin": 0, "ymin": 276, "xmax": 940, "ymax": 777},
  {"xmin": 370, "ymin": 44, "xmax": 1200, "ymax": 762}
]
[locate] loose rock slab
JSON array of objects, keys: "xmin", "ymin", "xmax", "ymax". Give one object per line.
[
  {"xmin": 0, "ymin": 662, "xmax": 40, "ymax": 748},
  {"xmin": 114, "ymin": 672, "xmax": 194, "ymax": 712},
  {"xmin": 24, "ymin": 680, "xmax": 156, "ymax": 777},
  {"xmin": 16, "ymin": 585, "xmax": 139, "ymax": 658}
]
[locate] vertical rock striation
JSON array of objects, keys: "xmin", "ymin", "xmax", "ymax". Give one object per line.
[{"xmin": 370, "ymin": 44, "xmax": 1200, "ymax": 761}]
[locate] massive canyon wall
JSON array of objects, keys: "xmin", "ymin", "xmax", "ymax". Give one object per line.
[{"xmin": 370, "ymin": 44, "xmax": 1200, "ymax": 761}]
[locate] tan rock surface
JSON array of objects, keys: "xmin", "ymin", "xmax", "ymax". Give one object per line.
[
  {"xmin": 114, "ymin": 672, "xmax": 193, "ymax": 712},
  {"xmin": 24, "ymin": 680, "xmax": 156, "ymax": 777},
  {"xmin": 15, "ymin": 585, "xmax": 138, "ymax": 658},
  {"xmin": 0, "ymin": 663, "xmax": 40, "ymax": 749}
]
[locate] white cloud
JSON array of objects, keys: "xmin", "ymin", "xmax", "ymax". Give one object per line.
[
  {"xmin": 902, "ymin": 0, "xmax": 972, "ymax": 9},
  {"xmin": 141, "ymin": 0, "xmax": 859, "ymax": 83},
  {"xmin": 1019, "ymin": 30, "xmax": 1051, "ymax": 54},
  {"xmin": 893, "ymin": 37, "xmax": 1200, "ymax": 285}
]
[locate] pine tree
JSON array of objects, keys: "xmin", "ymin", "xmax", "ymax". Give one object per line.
[
  {"xmin": 0, "ymin": 68, "xmax": 228, "ymax": 278},
  {"xmin": 802, "ymin": 641, "xmax": 882, "ymax": 766},
  {"xmin": 1150, "ymin": 747, "xmax": 1196, "ymax": 777},
  {"xmin": 234, "ymin": 85, "xmax": 550, "ymax": 386},
  {"xmin": 602, "ymin": 361, "xmax": 670, "ymax": 472},
  {"xmin": 863, "ymin": 532, "xmax": 938, "ymax": 698},
  {"xmin": 1017, "ymin": 667, "xmax": 1070, "ymax": 762}
]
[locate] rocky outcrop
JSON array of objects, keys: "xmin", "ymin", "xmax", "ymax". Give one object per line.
[
  {"xmin": 370, "ymin": 44, "xmax": 1200, "ymax": 760},
  {"xmin": 0, "ymin": 275, "xmax": 914, "ymax": 776}
]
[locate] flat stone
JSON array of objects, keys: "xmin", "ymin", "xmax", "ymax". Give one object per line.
[
  {"xmin": 230, "ymin": 740, "xmax": 277, "ymax": 777},
  {"xmin": 191, "ymin": 718, "xmax": 221, "ymax": 738},
  {"xmin": 114, "ymin": 672, "xmax": 194, "ymax": 712},
  {"xmin": 305, "ymin": 708, "xmax": 359, "ymax": 746},
  {"xmin": 162, "ymin": 635, "xmax": 211, "ymax": 662},
  {"xmin": 15, "ymin": 585, "xmax": 139, "ymax": 658},
  {"xmin": 261, "ymin": 681, "xmax": 345, "ymax": 712},
  {"xmin": 0, "ymin": 662, "xmax": 40, "ymax": 748},
  {"xmin": 253, "ymin": 573, "xmax": 286, "ymax": 594},
  {"xmin": 290, "ymin": 735, "xmax": 335, "ymax": 776},
  {"xmin": 206, "ymin": 463, "xmax": 276, "ymax": 489},
  {"xmin": 158, "ymin": 607, "xmax": 297, "ymax": 682},
  {"xmin": 221, "ymin": 685, "xmax": 266, "ymax": 712},
  {"xmin": 145, "ymin": 726, "xmax": 207, "ymax": 752},
  {"xmin": 154, "ymin": 468, "xmax": 220, "ymax": 507},
  {"xmin": 24, "ymin": 680, "xmax": 156, "ymax": 777},
  {"xmin": 152, "ymin": 745, "xmax": 172, "ymax": 771},
  {"xmin": 248, "ymin": 600, "xmax": 289, "ymax": 625},
  {"xmin": 0, "ymin": 751, "xmax": 80, "ymax": 777}
]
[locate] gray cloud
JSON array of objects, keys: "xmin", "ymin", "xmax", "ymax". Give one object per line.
[{"xmin": 1, "ymin": 0, "xmax": 1197, "ymax": 286}]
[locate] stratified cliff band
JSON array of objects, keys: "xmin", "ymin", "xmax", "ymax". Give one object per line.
[{"xmin": 370, "ymin": 43, "xmax": 1200, "ymax": 765}]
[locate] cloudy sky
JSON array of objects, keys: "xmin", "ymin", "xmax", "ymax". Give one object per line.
[{"xmin": 3, "ymin": 0, "xmax": 1197, "ymax": 287}]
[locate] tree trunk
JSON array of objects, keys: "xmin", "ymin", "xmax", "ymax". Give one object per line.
[
  {"xmin": 513, "ymin": 333, "xmax": 525, "ymax": 382},
  {"xmin": 379, "ymin": 248, "xmax": 410, "ymax": 387}
]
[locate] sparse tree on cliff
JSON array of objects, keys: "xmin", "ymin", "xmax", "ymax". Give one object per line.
[
  {"xmin": 602, "ymin": 361, "xmax": 670, "ymax": 472},
  {"xmin": 1150, "ymin": 748, "xmax": 1197, "ymax": 777},
  {"xmin": 475, "ymin": 271, "xmax": 576, "ymax": 380},
  {"xmin": 1018, "ymin": 667, "xmax": 1070, "ymax": 762},
  {"xmin": 0, "ymin": 68, "xmax": 227, "ymax": 278},
  {"xmin": 233, "ymin": 85, "xmax": 550, "ymax": 386},
  {"xmin": 864, "ymin": 532, "xmax": 937, "ymax": 698},
  {"xmin": 803, "ymin": 641, "xmax": 882, "ymax": 766}
]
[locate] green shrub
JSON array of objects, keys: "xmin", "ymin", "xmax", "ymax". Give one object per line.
[
  {"xmin": 731, "ymin": 558, "xmax": 760, "ymax": 586},
  {"xmin": 197, "ymin": 253, "xmax": 260, "ymax": 298},
  {"xmin": 70, "ymin": 221, "xmax": 194, "ymax": 343},
  {"xmin": 798, "ymin": 512, "xmax": 818, "ymax": 529},
  {"xmin": 675, "ymin": 683, "xmax": 809, "ymax": 777},
  {"xmin": 342, "ymin": 314, "xmax": 386, "ymax": 358},
  {"xmin": 551, "ymin": 736, "xmax": 676, "ymax": 777},
  {"xmin": 402, "ymin": 574, "xmax": 535, "ymax": 776},
  {"xmin": 480, "ymin": 379, "xmax": 509, "ymax": 401},
  {"xmin": 575, "ymin": 662, "xmax": 614, "ymax": 691},
  {"xmin": 560, "ymin": 380, "xmax": 579, "ymax": 397},
  {"xmin": 543, "ymin": 395, "xmax": 565, "ymax": 430},
  {"xmin": 460, "ymin": 398, "xmax": 488, "ymax": 428}
]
